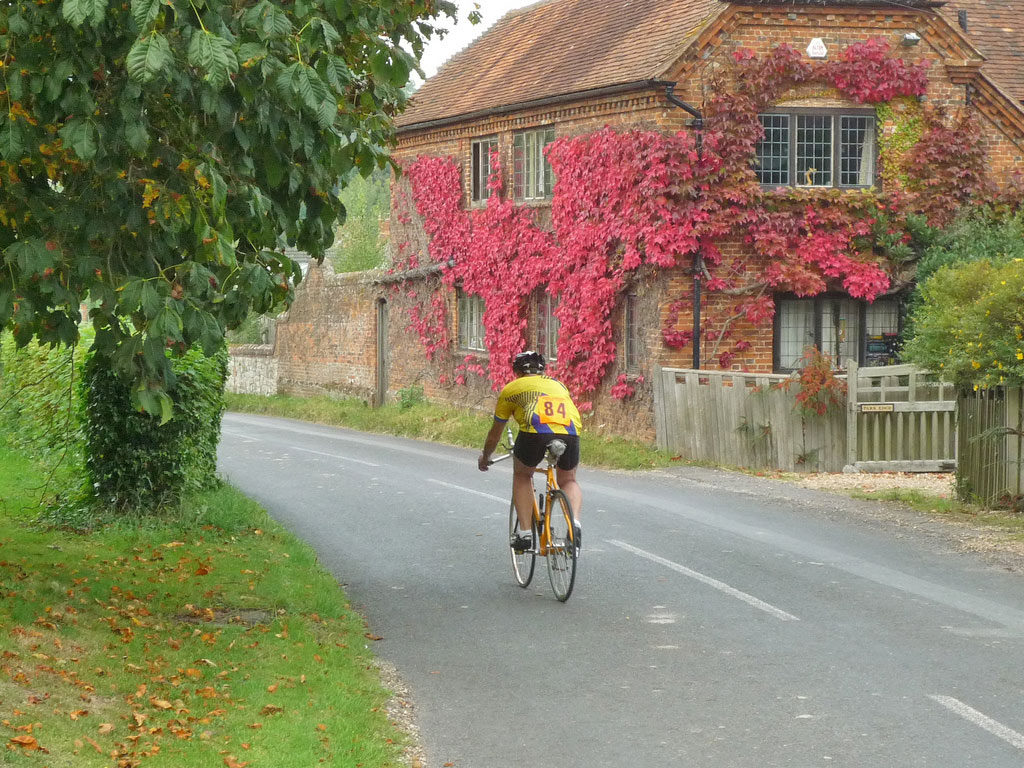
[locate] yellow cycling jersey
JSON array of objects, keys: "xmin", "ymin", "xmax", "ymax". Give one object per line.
[{"xmin": 493, "ymin": 375, "xmax": 582, "ymax": 436}]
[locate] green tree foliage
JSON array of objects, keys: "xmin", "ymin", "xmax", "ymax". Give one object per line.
[
  {"xmin": 915, "ymin": 210, "xmax": 1024, "ymax": 286},
  {"xmin": 331, "ymin": 168, "xmax": 390, "ymax": 272},
  {"xmin": 0, "ymin": 331, "xmax": 88, "ymax": 459},
  {"xmin": 0, "ymin": 0, "xmax": 456, "ymax": 416},
  {"xmin": 903, "ymin": 259, "xmax": 1024, "ymax": 388}
]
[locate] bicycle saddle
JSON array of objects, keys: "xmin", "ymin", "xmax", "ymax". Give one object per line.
[{"xmin": 548, "ymin": 440, "xmax": 566, "ymax": 458}]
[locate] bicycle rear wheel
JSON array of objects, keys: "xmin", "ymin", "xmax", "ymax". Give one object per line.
[
  {"xmin": 545, "ymin": 489, "xmax": 577, "ymax": 602},
  {"xmin": 509, "ymin": 499, "xmax": 535, "ymax": 587}
]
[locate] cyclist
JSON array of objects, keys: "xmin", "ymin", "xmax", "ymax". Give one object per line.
[{"xmin": 478, "ymin": 351, "xmax": 582, "ymax": 554}]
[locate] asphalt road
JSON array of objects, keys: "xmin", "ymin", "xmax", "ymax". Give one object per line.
[{"xmin": 218, "ymin": 412, "xmax": 1024, "ymax": 768}]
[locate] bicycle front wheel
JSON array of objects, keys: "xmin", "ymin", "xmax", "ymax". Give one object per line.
[
  {"xmin": 509, "ymin": 499, "xmax": 535, "ymax": 587},
  {"xmin": 545, "ymin": 489, "xmax": 577, "ymax": 602}
]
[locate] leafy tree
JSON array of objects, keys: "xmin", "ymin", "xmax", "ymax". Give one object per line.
[
  {"xmin": 901, "ymin": 209, "xmax": 1024, "ymax": 343},
  {"xmin": 331, "ymin": 168, "xmax": 390, "ymax": 272},
  {"xmin": 914, "ymin": 210, "xmax": 1024, "ymax": 286},
  {"xmin": 0, "ymin": 0, "xmax": 457, "ymax": 419},
  {"xmin": 903, "ymin": 259, "xmax": 1024, "ymax": 388}
]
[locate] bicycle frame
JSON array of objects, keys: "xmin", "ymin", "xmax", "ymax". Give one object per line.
[
  {"xmin": 490, "ymin": 425, "xmax": 563, "ymax": 556},
  {"xmin": 532, "ymin": 448, "xmax": 562, "ymax": 555},
  {"xmin": 494, "ymin": 425, "xmax": 578, "ymax": 601}
]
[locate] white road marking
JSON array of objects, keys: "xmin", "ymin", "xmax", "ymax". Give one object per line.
[
  {"xmin": 289, "ymin": 446, "xmax": 380, "ymax": 467},
  {"xmin": 427, "ymin": 479, "xmax": 508, "ymax": 504},
  {"xmin": 930, "ymin": 695, "xmax": 1024, "ymax": 751},
  {"xmin": 646, "ymin": 610, "xmax": 678, "ymax": 625},
  {"xmin": 608, "ymin": 539, "xmax": 800, "ymax": 622},
  {"xmin": 222, "ymin": 430, "xmax": 262, "ymax": 442}
]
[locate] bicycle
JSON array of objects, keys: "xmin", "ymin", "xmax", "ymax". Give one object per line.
[{"xmin": 490, "ymin": 426, "xmax": 578, "ymax": 602}]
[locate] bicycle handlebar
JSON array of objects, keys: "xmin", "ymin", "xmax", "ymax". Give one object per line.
[{"xmin": 488, "ymin": 452, "xmax": 513, "ymax": 465}]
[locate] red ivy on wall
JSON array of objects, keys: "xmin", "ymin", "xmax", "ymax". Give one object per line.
[{"xmin": 396, "ymin": 39, "xmax": 989, "ymax": 400}]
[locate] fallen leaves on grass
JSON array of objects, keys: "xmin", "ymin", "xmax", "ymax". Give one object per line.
[{"xmin": 8, "ymin": 734, "xmax": 43, "ymax": 751}]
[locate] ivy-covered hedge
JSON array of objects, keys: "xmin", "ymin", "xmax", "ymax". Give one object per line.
[{"xmin": 82, "ymin": 346, "xmax": 228, "ymax": 514}]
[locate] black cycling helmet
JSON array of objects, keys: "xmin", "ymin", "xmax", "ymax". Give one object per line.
[{"xmin": 512, "ymin": 350, "xmax": 546, "ymax": 375}]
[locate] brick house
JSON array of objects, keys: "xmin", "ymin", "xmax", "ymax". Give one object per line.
[{"xmin": 255, "ymin": 0, "xmax": 1024, "ymax": 443}]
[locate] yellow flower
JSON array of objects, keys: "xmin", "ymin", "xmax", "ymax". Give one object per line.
[
  {"xmin": 1017, "ymin": 350, "xmax": 1023, "ymax": 360},
  {"xmin": 972, "ymin": 360, "xmax": 981, "ymax": 369}
]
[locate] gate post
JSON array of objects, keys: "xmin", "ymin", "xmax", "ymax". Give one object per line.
[{"xmin": 845, "ymin": 358, "xmax": 859, "ymax": 472}]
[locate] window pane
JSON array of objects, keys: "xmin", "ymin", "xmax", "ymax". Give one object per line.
[
  {"xmin": 756, "ymin": 114, "xmax": 790, "ymax": 185},
  {"xmin": 535, "ymin": 291, "xmax": 558, "ymax": 361},
  {"xmin": 820, "ymin": 298, "xmax": 859, "ymax": 367},
  {"xmin": 458, "ymin": 290, "xmax": 486, "ymax": 351},
  {"xmin": 865, "ymin": 298, "xmax": 899, "ymax": 365},
  {"xmin": 471, "ymin": 139, "xmax": 496, "ymax": 202},
  {"xmin": 547, "ymin": 294, "xmax": 559, "ymax": 362},
  {"xmin": 513, "ymin": 133, "xmax": 525, "ymax": 199},
  {"xmin": 865, "ymin": 298, "xmax": 898, "ymax": 336},
  {"xmin": 532, "ymin": 132, "xmax": 543, "ymax": 198},
  {"xmin": 777, "ymin": 299, "xmax": 816, "ymax": 369},
  {"xmin": 543, "ymin": 128, "xmax": 556, "ymax": 196},
  {"xmin": 514, "ymin": 129, "xmax": 555, "ymax": 200},
  {"xmin": 624, "ymin": 294, "xmax": 639, "ymax": 371},
  {"xmin": 796, "ymin": 114, "xmax": 832, "ymax": 187},
  {"xmin": 839, "ymin": 116, "xmax": 875, "ymax": 187}
]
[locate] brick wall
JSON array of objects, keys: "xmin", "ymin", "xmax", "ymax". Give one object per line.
[{"xmin": 273, "ymin": 263, "xmax": 382, "ymax": 402}]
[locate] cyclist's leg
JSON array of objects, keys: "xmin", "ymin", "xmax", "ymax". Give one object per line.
[
  {"xmin": 512, "ymin": 457, "xmax": 536, "ymax": 531},
  {"xmin": 512, "ymin": 432, "xmax": 544, "ymax": 531},
  {"xmin": 554, "ymin": 436, "xmax": 581, "ymax": 522},
  {"xmin": 556, "ymin": 466, "xmax": 581, "ymax": 522}
]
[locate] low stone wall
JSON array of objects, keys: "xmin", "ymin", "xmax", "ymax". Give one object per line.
[{"xmin": 227, "ymin": 344, "xmax": 278, "ymax": 396}]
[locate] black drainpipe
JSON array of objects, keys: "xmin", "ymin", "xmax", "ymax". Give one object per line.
[{"xmin": 665, "ymin": 83, "xmax": 705, "ymax": 369}]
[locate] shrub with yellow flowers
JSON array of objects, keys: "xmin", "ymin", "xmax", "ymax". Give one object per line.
[{"xmin": 904, "ymin": 258, "xmax": 1024, "ymax": 389}]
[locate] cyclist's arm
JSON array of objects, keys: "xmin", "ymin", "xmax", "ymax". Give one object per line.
[{"xmin": 479, "ymin": 417, "xmax": 508, "ymax": 471}]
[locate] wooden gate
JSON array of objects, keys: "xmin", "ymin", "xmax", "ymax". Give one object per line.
[
  {"xmin": 845, "ymin": 361, "xmax": 956, "ymax": 472},
  {"xmin": 957, "ymin": 386, "xmax": 1024, "ymax": 507}
]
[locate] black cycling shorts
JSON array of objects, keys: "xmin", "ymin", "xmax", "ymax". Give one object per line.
[{"xmin": 513, "ymin": 431, "xmax": 580, "ymax": 470}]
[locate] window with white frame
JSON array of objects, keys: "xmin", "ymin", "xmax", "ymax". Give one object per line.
[
  {"xmin": 756, "ymin": 110, "xmax": 876, "ymax": 188},
  {"xmin": 457, "ymin": 289, "xmax": 486, "ymax": 352},
  {"xmin": 513, "ymin": 127, "xmax": 556, "ymax": 201},
  {"xmin": 471, "ymin": 137, "xmax": 498, "ymax": 203},
  {"xmin": 623, "ymin": 293, "xmax": 640, "ymax": 372},
  {"xmin": 535, "ymin": 289, "xmax": 559, "ymax": 363},
  {"xmin": 774, "ymin": 295, "xmax": 901, "ymax": 372}
]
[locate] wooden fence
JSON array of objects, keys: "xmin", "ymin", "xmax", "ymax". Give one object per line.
[
  {"xmin": 845, "ymin": 361, "xmax": 957, "ymax": 473},
  {"xmin": 653, "ymin": 368, "xmax": 847, "ymax": 472},
  {"xmin": 957, "ymin": 386, "xmax": 1024, "ymax": 507}
]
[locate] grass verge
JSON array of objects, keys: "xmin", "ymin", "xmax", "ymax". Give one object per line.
[
  {"xmin": 850, "ymin": 488, "xmax": 1024, "ymax": 534},
  {"xmin": 1, "ymin": 444, "xmax": 407, "ymax": 768},
  {"xmin": 225, "ymin": 392, "xmax": 679, "ymax": 471}
]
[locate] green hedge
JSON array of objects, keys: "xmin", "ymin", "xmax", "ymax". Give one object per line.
[
  {"xmin": 0, "ymin": 331, "xmax": 88, "ymax": 459},
  {"xmin": 83, "ymin": 346, "xmax": 228, "ymax": 514},
  {"xmin": 1, "ymin": 331, "xmax": 227, "ymax": 516}
]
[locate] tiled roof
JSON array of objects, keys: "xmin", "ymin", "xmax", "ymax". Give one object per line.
[
  {"xmin": 398, "ymin": 0, "xmax": 1024, "ymax": 132},
  {"xmin": 397, "ymin": 0, "xmax": 722, "ymax": 130},
  {"xmin": 941, "ymin": 0, "xmax": 1024, "ymax": 101}
]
